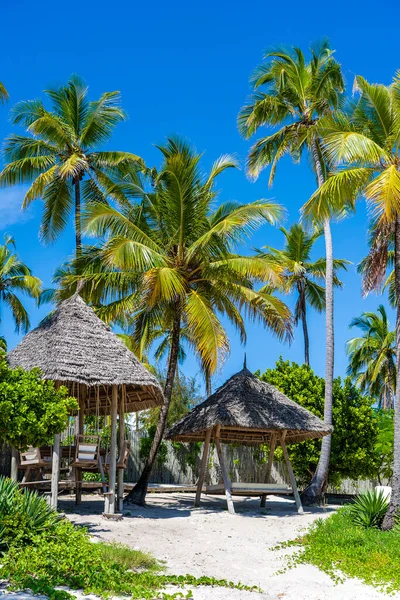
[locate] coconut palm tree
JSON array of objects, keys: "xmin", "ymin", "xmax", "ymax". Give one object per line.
[
  {"xmin": 0, "ymin": 235, "xmax": 41, "ymax": 333},
  {"xmin": 60, "ymin": 137, "xmax": 292, "ymax": 504},
  {"xmin": 0, "ymin": 82, "xmax": 8, "ymax": 104},
  {"xmin": 346, "ymin": 305, "xmax": 395, "ymax": 409},
  {"xmin": 239, "ymin": 41, "xmax": 344, "ymax": 503},
  {"xmin": 302, "ymin": 74, "xmax": 400, "ymax": 527},
  {"xmin": 0, "ymin": 75, "xmax": 140, "ymax": 257},
  {"xmin": 260, "ymin": 223, "xmax": 348, "ymax": 365}
]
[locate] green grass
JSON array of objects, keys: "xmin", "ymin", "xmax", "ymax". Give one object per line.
[
  {"xmin": 97, "ymin": 541, "xmax": 159, "ymax": 572},
  {"xmin": 292, "ymin": 507, "xmax": 400, "ymax": 593}
]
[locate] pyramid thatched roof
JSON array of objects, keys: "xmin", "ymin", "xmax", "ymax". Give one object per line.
[
  {"xmin": 7, "ymin": 294, "xmax": 164, "ymax": 414},
  {"xmin": 167, "ymin": 367, "xmax": 331, "ymax": 445}
]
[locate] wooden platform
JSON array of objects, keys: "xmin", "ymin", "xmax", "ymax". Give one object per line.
[{"xmin": 206, "ymin": 482, "xmax": 292, "ymax": 496}]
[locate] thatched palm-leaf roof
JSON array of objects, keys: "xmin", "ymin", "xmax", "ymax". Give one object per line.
[
  {"xmin": 7, "ymin": 294, "xmax": 164, "ymax": 414},
  {"xmin": 167, "ymin": 367, "xmax": 331, "ymax": 445}
]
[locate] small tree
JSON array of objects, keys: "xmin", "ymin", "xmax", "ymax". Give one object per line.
[
  {"xmin": 258, "ymin": 358, "xmax": 379, "ymax": 487},
  {"xmin": 0, "ymin": 357, "xmax": 77, "ymax": 450}
]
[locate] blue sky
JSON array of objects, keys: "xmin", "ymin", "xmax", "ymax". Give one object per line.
[{"xmin": 1, "ymin": 0, "xmax": 399, "ymax": 391}]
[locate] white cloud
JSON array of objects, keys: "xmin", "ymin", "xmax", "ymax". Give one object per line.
[{"xmin": 0, "ymin": 187, "xmax": 36, "ymax": 230}]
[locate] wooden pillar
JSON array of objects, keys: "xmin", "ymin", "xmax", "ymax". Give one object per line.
[
  {"xmin": 194, "ymin": 429, "xmax": 211, "ymax": 507},
  {"xmin": 279, "ymin": 431, "xmax": 303, "ymax": 514},
  {"xmin": 260, "ymin": 432, "xmax": 277, "ymax": 508},
  {"xmin": 215, "ymin": 425, "xmax": 235, "ymax": 515},
  {"xmin": 106, "ymin": 385, "xmax": 118, "ymax": 514},
  {"xmin": 117, "ymin": 387, "xmax": 125, "ymax": 512},
  {"xmin": 78, "ymin": 385, "xmax": 85, "ymax": 436},
  {"xmin": 10, "ymin": 447, "xmax": 18, "ymax": 482},
  {"xmin": 51, "ymin": 433, "xmax": 60, "ymax": 509}
]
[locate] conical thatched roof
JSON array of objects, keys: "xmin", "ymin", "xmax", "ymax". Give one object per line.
[
  {"xmin": 7, "ymin": 294, "xmax": 164, "ymax": 414},
  {"xmin": 167, "ymin": 367, "xmax": 331, "ymax": 445}
]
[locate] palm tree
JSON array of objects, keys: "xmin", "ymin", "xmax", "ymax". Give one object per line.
[
  {"xmin": 0, "ymin": 75, "xmax": 140, "ymax": 257},
  {"xmin": 0, "ymin": 235, "xmax": 41, "ymax": 333},
  {"xmin": 62, "ymin": 137, "xmax": 292, "ymax": 504},
  {"xmin": 260, "ymin": 223, "xmax": 348, "ymax": 365},
  {"xmin": 346, "ymin": 305, "xmax": 395, "ymax": 409},
  {"xmin": 0, "ymin": 82, "xmax": 8, "ymax": 104},
  {"xmin": 239, "ymin": 41, "xmax": 344, "ymax": 503},
  {"xmin": 303, "ymin": 74, "xmax": 400, "ymax": 527}
]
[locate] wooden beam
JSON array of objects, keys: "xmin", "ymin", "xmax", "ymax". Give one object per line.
[
  {"xmin": 279, "ymin": 431, "xmax": 303, "ymax": 514},
  {"xmin": 106, "ymin": 385, "xmax": 118, "ymax": 514},
  {"xmin": 215, "ymin": 425, "xmax": 235, "ymax": 515},
  {"xmin": 260, "ymin": 433, "xmax": 277, "ymax": 508},
  {"xmin": 117, "ymin": 387, "xmax": 125, "ymax": 512},
  {"xmin": 50, "ymin": 433, "xmax": 60, "ymax": 509},
  {"xmin": 10, "ymin": 447, "xmax": 18, "ymax": 482},
  {"xmin": 194, "ymin": 429, "xmax": 211, "ymax": 507}
]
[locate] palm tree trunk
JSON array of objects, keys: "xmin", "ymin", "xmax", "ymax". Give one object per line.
[
  {"xmin": 299, "ymin": 287, "xmax": 310, "ymax": 366},
  {"xmin": 125, "ymin": 308, "xmax": 181, "ymax": 505},
  {"xmin": 382, "ymin": 214, "xmax": 400, "ymax": 529},
  {"xmin": 301, "ymin": 142, "xmax": 334, "ymax": 505},
  {"xmin": 74, "ymin": 178, "xmax": 82, "ymax": 258}
]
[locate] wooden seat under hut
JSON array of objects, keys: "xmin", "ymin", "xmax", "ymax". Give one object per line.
[
  {"xmin": 7, "ymin": 293, "xmax": 164, "ymax": 515},
  {"xmin": 166, "ymin": 364, "xmax": 332, "ymax": 515}
]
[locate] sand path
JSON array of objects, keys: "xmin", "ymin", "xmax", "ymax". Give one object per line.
[{"xmin": 53, "ymin": 492, "xmax": 399, "ymax": 600}]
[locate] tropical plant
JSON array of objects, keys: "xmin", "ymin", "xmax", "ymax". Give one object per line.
[
  {"xmin": 239, "ymin": 41, "xmax": 345, "ymax": 503},
  {"xmin": 0, "ymin": 357, "xmax": 78, "ymax": 450},
  {"xmin": 349, "ymin": 490, "xmax": 390, "ymax": 529},
  {"xmin": 346, "ymin": 305, "xmax": 396, "ymax": 409},
  {"xmin": 0, "ymin": 477, "xmax": 60, "ymax": 552},
  {"xmin": 258, "ymin": 358, "xmax": 379, "ymax": 486},
  {"xmin": 0, "ymin": 75, "xmax": 140, "ymax": 257},
  {"xmin": 0, "ymin": 82, "xmax": 8, "ymax": 104},
  {"xmin": 59, "ymin": 137, "xmax": 292, "ymax": 504},
  {"xmin": 302, "ymin": 74, "xmax": 400, "ymax": 527},
  {"xmin": 260, "ymin": 223, "xmax": 348, "ymax": 365},
  {"xmin": 0, "ymin": 234, "xmax": 41, "ymax": 333}
]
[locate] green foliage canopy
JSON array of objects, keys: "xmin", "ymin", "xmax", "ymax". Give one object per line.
[
  {"xmin": 0, "ymin": 358, "xmax": 77, "ymax": 450},
  {"xmin": 257, "ymin": 358, "xmax": 379, "ymax": 485}
]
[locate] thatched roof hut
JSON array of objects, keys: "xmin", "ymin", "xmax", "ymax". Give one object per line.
[
  {"xmin": 167, "ymin": 367, "xmax": 331, "ymax": 445},
  {"xmin": 167, "ymin": 367, "xmax": 331, "ymax": 515},
  {"xmin": 7, "ymin": 293, "xmax": 164, "ymax": 414}
]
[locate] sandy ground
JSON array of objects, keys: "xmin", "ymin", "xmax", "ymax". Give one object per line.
[{"xmin": 28, "ymin": 491, "xmax": 396, "ymax": 600}]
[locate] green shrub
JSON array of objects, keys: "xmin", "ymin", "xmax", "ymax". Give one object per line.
[
  {"xmin": 0, "ymin": 477, "xmax": 59, "ymax": 552},
  {"xmin": 349, "ymin": 489, "xmax": 389, "ymax": 529}
]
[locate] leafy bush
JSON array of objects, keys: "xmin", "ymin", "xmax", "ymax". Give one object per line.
[
  {"xmin": 0, "ymin": 477, "xmax": 59, "ymax": 552},
  {"xmin": 0, "ymin": 357, "xmax": 77, "ymax": 450},
  {"xmin": 257, "ymin": 358, "xmax": 379, "ymax": 486},
  {"xmin": 349, "ymin": 489, "xmax": 389, "ymax": 529}
]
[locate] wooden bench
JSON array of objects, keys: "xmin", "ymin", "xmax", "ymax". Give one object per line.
[{"xmin": 206, "ymin": 482, "xmax": 292, "ymax": 497}]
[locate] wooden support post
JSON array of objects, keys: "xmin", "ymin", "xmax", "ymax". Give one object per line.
[
  {"xmin": 75, "ymin": 467, "xmax": 82, "ymax": 505},
  {"xmin": 78, "ymin": 385, "xmax": 85, "ymax": 436},
  {"xmin": 279, "ymin": 431, "xmax": 303, "ymax": 514},
  {"xmin": 51, "ymin": 433, "xmax": 60, "ymax": 509},
  {"xmin": 215, "ymin": 426, "xmax": 235, "ymax": 515},
  {"xmin": 117, "ymin": 388, "xmax": 125, "ymax": 512},
  {"xmin": 194, "ymin": 429, "xmax": 211, "ymax": 507},
  {"xmin": 106, "ymin": 385, "xmax": 118, "ymax": 514},
  {"xmin": 10, "ymin": 447, "xmax": 18, "ymax": 482},
  {"xmin": 260, "ymin": 433, "xmax": 277, "ymax": 508}
]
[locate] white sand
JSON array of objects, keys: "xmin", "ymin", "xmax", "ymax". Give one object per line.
[{"xmin": 54, "ymin": 492, "xmax": 399, "ymax": 600}]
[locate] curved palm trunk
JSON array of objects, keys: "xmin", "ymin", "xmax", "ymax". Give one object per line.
[
  {"xmin": 74, "ymin": 178, "xmax": 82, "ymax": 258},
  {"xmin": 382, "ymin": 215, "xmax": 400, "ymax": 529},
  {"xmin": 302, "ymin": 143, "xmax": 334, "ymax": 505},
  {"xmin": 125, "ymin": 309, "xmax": 181, "ymax": 506},
  {"xmin": 298, "ymin": 284, "xmax": 310, "ymax": 366}
]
